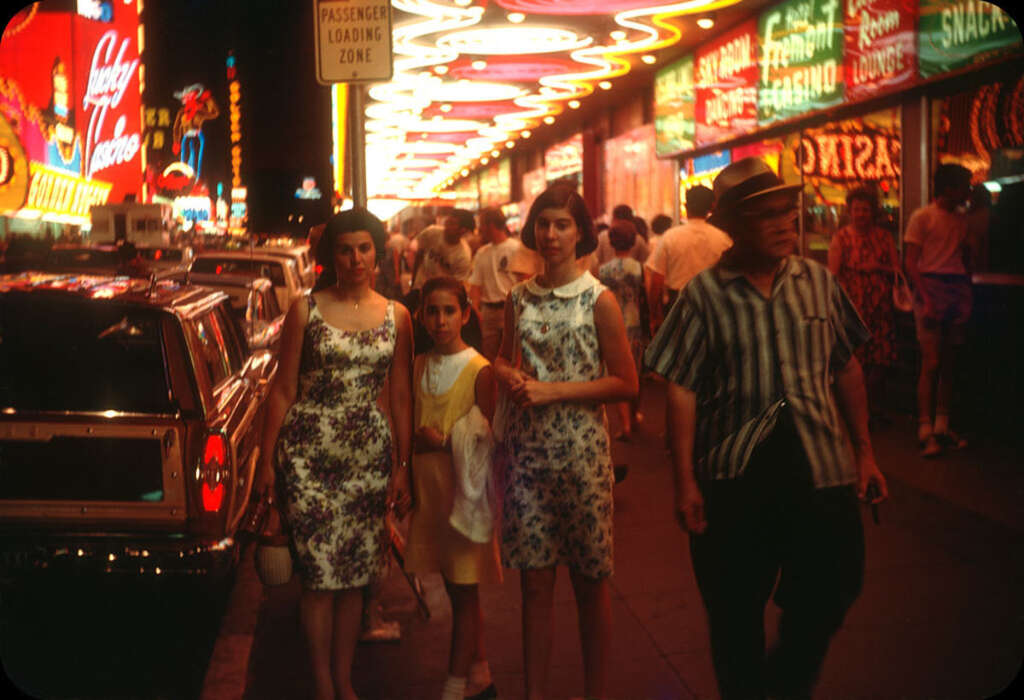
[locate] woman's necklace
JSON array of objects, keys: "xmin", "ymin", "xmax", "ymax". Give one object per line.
[{"xmin": 336, "ymin": 283, "xmax": 366, "ymax": 310}]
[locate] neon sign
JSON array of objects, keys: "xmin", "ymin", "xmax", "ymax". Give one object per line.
[
  {"xmin": 696, "ymin": 20, "xmax": 758, "ymax": 146},
  {"xmin": 82, "ymin": 29, "xmax": 141, "ymax": 181},
  {"xmin": 23, "ymin": 162, "xmax": 112, "ymax": 217},
  {"xmin": 918, "ymin": 0, "xmax": 1021, "ymax": 77},
  {"xmin": 800, "ymin": 131, "xmax": 900, "ymax": 181},
  {"xmin": 843, "ymin": 0, "xmax": 917, "ymax": 101},
  {"xmin": 172, "ymin": 83, "xmax": 219, "ymax": 182}
]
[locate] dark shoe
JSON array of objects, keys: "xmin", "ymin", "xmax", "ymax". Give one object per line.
[
  {"xmin": 935, "ymin": 430, "xmax": 968, "ymax": 450},
  {"xmin": 614, "ymin": 464, "xmax": 629, "ymax": 483},
  {"xmin": 920, "ymin": 435, "xmax": 942, "ymax": 458}
]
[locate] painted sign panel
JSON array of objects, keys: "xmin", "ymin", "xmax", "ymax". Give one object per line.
[
  {"xmin": 479, "ymin": 157, "xmax": 511, "ymax": 207},
  {"xmin": 604, "ymin": 124, "xmax": 676, "ymax": 221},
  {"xmin": 844, "ymin": 0, "xmax": 918, "ymax": 100},
  {"xmin": 654, "ymin": 54, "xmax": 696, "ymax": 156},
  {"xmin": 696, "ymin": 20, "xmax": 759, "ymax": 146},
  {"xmin": 545, "ymin": 133, "xmax": 583, "ymax": 183},
  {"xmin": 918, "ymin": 0, "xmax": 1022, "ymax": 78},
  {"xmin": 758, "ymin": 0, "xmax": 845, "ymax": 125}
]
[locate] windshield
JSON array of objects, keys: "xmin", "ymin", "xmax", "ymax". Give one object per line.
[
  {"xmin": 0, "ymin": 294, "xmax": 174, "ymax": 413},
  {"xmin": 191, "ymin": 257, "xmax": 286, "ymax": 286}
]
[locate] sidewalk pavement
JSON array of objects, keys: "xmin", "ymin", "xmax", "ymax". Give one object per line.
[{"xmin": 237, "ymin": 382, "xmax": 1024, "ymax": 700}]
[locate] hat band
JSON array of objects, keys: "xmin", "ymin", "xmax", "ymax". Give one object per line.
[{"xmin": 720, "ymin": 170, "xmax": 786, "ymax": 206}]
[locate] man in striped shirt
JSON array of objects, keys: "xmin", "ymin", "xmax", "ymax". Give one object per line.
[{"xmin": 645, "ymin": 157, "xmax": 889, "ymax": 700}]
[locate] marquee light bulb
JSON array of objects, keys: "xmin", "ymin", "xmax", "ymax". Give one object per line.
[
  {"xmin": 454, "ymin": 0, "xmax": 472, "ymax": 6},
  {"xmin": 440, "ymin": 103, "xmax": 453, "ymax": 112},
  {"xmin": 434, "ymin": 65, "xmax": 449, "ymax": 75},
  {"xmin": 543, "ymin": 116, "xmax": 555, "ymax": 124},
  {"xmin": 461, "ymin": 168, "xmax": 469, "ymax": 176},
  {"xmin": 568, "ymin": 100, "xmax": 581, "ymax": 109},
  {"xmin": 697, "ymin": 16, "xmax": 715, "ymax": 30},
  {"xmin": 481, "ymin": 156, "xmax": 490, "ymax": 164},
  {"xmin": 507, "ymin": 12, "xmax": 526, "ymax": 24},
  {"xmin": 521, "ymin": 130, "xmax": 532, "ymax": 138},
  {"xmin": 505, "ymin": 140, "xmax": 515, "ymax": 148},
  {"xmin": 598, "ymin": 81, "xmax": 612, "ymax": 90},
  {"xmin": 610, "ymin": 30, "xmax": 627, "ymax": 41},
  {"xmin": 491, "ymin": 149, "xmax": 500, "ymax": 157},
  {"xmin": 641, "ymin": 54, "xmax": 656, "ymax": 65}
]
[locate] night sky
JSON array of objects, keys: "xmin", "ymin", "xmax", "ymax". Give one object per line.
[{"xmin": 143, "ymin": 0, "xmax": 333, "ymax": 232}]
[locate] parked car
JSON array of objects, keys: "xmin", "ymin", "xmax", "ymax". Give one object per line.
[
  {"xmin": 257, "ymin": 243, "xmax": 315, "ymax": 288},
  {"xmin": 0, "ymin": 272, "xmax": 278, "ymax": 584},
  {"xmin": 44, "ymin": 245, "xmax": 192, "ymax": 276},
  {"xmin": 137, "ymin": 245, "xmax": 194, "ymax": 272},
  {"xmin": 190, "ymin": 250, "xmax": 306, "ymax": 312},
  {"xmin": 174, "ymin": 271, "xmax": 285, "ymax": 351}
]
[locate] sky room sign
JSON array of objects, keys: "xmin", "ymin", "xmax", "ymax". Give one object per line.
[
  {"xmin": 696, "ymin": 19, "xmax": 759, "ymax": 147},
  {"xmin": 758, "ymin": 0, "xmax": 845, "ymax": 124}
]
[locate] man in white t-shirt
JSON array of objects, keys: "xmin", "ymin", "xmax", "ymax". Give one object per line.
[
  {"xmin": 412, "ymin": 209, "xmax": 474, "ymax": 290},
  {"xmin": 645, "ymin": 185, "xmax": 732, "ymax": 323},
  {"xmin": 468, "ymin": 206, "xmax": 536, "ymax": 359},
  {"xmin": 904, "ymin": 163, "xmax": 974, "ymax": 457}
]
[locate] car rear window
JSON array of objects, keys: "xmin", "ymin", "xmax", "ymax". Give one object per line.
[
  {"xmin": 191, "ymin": 257, "xmax": 286, "ymax": 286},
  {"xmin": 0, "ymin": 295, "xmax": 174, "ymax": 413}
]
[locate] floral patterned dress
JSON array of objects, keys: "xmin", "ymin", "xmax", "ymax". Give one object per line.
[
  {"xmin": 831, "ymin": 225, "xmax": 897, "ymax": 368},
  {"xmin": 598, "ymin": 256, "xmax": 649, "ymax": 374},
  {"xmin": 501, "ymin": 272, "xmax": 615, "ymax": 579},
  {"xmin": 275, "ymin": 295, "xmax": 395, "ymax": 590}
]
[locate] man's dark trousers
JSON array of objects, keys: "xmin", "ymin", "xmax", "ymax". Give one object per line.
[{"xmin": 689, "ymin": 409, "xmax": 865, "ymax": 700}]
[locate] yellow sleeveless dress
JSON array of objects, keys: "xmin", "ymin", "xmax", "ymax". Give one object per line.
[{"xmin": 404, "ymin": 350, "xmax": 503, "ymax": 585}]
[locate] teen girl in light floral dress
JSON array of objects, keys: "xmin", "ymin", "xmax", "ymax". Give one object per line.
[{"xmin": 494, "ymin": 182, "xmax": 638, "ymax": 700}]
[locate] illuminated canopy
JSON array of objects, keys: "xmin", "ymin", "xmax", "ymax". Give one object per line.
[{"xmin": 356, "ymin": 0, "xmax": 742, "ymax": 201}]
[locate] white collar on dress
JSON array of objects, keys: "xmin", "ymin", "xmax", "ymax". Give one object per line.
[{"xmin": 525, "ymin": 270, "xmax": 600, "ymax": 299}]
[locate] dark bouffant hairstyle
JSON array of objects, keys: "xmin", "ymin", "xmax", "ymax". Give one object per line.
[
  {"xmin": 934, "ymin": 163, "xmax": 972, "ymax": 195},
  {"xmin": 685, "ymin": 185, "xmax": 714, "ymax": 218},
  {"xmin": 651, "ymin": 214, "xmax": 673, "ymax": 235},
  {"xmin": 450, "ymin": 208, "xmax": 476, "ymax": 231},
  {"xmin": 632, "ymin": 215, "xmax": 649, "ymax": 241},
  {"xmin": 313, "ymin": 207, "xmax": 387, "ymax": 291},
  {"xmin": 611, "ymin": 203, "xmax": 634, "ymax": 221},
  {"xmin": 846, "ymin": 187, "xmax": 879, "ymax": 211},
  {"xmin": 522, "ymin": 182, "xmax": 597, "ymax": 258},
  {"xmin": 609, "ymin": 221, "xmax": 638, "ymax": 251},
  {"xmin": 421, "ymin": 275, "xmax": 470, "ymax": 311}
]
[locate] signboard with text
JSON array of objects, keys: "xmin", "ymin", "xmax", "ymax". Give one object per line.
[
  {"xmin": 696, "ymin": 20, "xmax": 759, "ymax": 147},
  {"xmin": 654, "ymin": 54, "xmax": 696, "ymax": 156},
  {"xmin": 314, "ymin": 0, "xmax": 393, "ymax": 84},
  {"xmin": 918, "ymin": 0, "xmax": 1021, "ymax": 78},
  {"xmin": 479, "ymin": 158, "xmax": 511, "ymax": 207},
  {"xmin": 758, "ymin": 0, "xmax": 845, "ymax": 125},
  {"xmin": 545, "ymin": 134, "xmax": 583, "ymax": 184},
  {"xmin": 844, "ymin": 0, "xmax": 918, "ymax": 100}
]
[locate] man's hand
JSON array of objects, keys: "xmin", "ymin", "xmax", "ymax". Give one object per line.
[
  {"xmin": 253, "ymin": 463, "xmax": 275, "ymax": 501},
  {"xmin": 856, "ymin": 454, "xmax": 888, "ymax": 503},
  {"xmin": 388, "ymin": 467, "xmax": 412, "ymax": 520},
  {"xmin": 675, "ymin": 479, "xmax": 707, "ymax": 534}
]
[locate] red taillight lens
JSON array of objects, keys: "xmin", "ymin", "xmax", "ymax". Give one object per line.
[
  {"xmin": 201, "ymin": 434, "xmax": 228, "ymax": 512},
  {"xmin": 215, "ymin": 264, "xmax": 223, "ymax": 274},
  {"xmin": 154, "ymin": 249, "xmax": 163, "ymax": 260},
  {"xmin": 315, "ymin": 264, "xmax": 323, "ymax": 276},
  {"xmin": 202, "ymin": 482, "xmax": 225, "ymax": 512}
]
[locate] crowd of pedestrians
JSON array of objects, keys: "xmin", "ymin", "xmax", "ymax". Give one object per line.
[{"xmin": 252, "ymin": 154, "xmax": 990, "ymax": 700}]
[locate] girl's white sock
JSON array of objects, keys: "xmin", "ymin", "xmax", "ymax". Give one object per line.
[{"xmin": 442, "ymin": 676, "xmax": 467, "ymax": 700}]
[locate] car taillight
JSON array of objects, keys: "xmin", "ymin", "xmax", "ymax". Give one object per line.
[
  {"xmin": 200, "ymin": 433, "xmax": 228, "ymax": 513},
  {"xmin": 315, "ymin": 264, "xmax": 323, "ymax": 276}
]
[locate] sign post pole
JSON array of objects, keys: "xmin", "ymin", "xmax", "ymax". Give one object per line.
[
  {"xmin": 349, "ymin": 84, "xmax": 367, "ymax": 208},
  {"xmin": 313, "ymin": 0, "xmax": 393, "ymax": 210}
]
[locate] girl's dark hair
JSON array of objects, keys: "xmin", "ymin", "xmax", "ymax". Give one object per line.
[
  {"xmin": 314, "ymin": 207, "xmax": 387, "ymax": 290},
  {"xmin": 421, "ymin": 275, "xmax": 470, "ymax": 311},
  {"xmin": 522, "ymin": 182, "xmax": 597, "ymax": 258}
]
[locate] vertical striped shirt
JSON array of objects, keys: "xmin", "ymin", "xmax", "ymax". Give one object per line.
[{"xmin": 644, "ymin": 256, "xmax": 870, "ymax": 488}]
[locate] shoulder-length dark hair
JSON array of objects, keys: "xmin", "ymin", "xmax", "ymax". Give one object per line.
[
  {"xmin": 314, "ymin": 207, "xmax": 387, "ymax": 290},
  {"xmin": 521, "ymin": 182, "xmax": 597, "ymax": 258}
]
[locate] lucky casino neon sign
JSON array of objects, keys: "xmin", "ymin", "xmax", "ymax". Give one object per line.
[{"xmin": 81, "ymin": 29, "xmax": 141, "ymax": 181}]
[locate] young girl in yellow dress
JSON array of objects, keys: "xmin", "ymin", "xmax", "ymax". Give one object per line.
[{"xmin": 405, "ymin": 275, "xmax": 502, "ymax": 700}]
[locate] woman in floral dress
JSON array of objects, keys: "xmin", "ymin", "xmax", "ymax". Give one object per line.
[
  {"xmin": 828, "ymin": 188, "xmax": 899, "ymax": 420},
  {"xmin": 255, "ymin": 208, "xmax": 413, "ymax": 700},
  {"xmin": 495, "ymin": 182, "xmax": 638, "ymax": 700}
]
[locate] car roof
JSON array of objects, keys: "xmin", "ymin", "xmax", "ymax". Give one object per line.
[
  {"xmin": 0, "ymin": 272, "xmax": 227, "ymax": 314},
  {"xmin": 193, "ymin": 250, "xmax": 292, "ymax": 262},
  {"xmin": 179, "ymin": 271, "xmax": 273, "ymax": 290}
]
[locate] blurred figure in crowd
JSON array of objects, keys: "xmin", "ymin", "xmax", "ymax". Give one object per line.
[
  {"xmin": 598, "ymin": 220, "xmax": 650, "ymax": 441},
  {"xmin": 645, "ymin": 185, "xmax": 731, "ymax": 323},
  {"xmin": 496, "ymin": 182, "xmax": 637, "ymax": 700},
  {"xmin": 647, "ymin": 157, "xmax": 887, "ymax": 700},
  {"xmin": 413, "ymin": 209, "xmax": 473, "ymax": 289},
  {"xmin": 255, "ymin": 208, "xmax": 413, "ymax": 700},
  {"xmin": 116, "ymin": 241, "xmax": 150, "ymax": 277},
  {"xmin": 828, "ymin": 188, "xmax": 899, "ymax": 424},
  {"xmin": 905, "ymin": 163, "xmax": 973, "ymax": 457},
  {"xmin": 593, "ymin": 204, "xmax": 649, "ymax": 271},
  {"xmin": 468, "ymin": 206, "xmax": 536, "ymax": 360},
  {"xmin": 632, "ymin": 215, "xmax": 651, "ymax": 264},
  {"xmin": 966, "ymin": 182, "xmax": 991, "ymax": 274},
  {"xmin": 648, "ymin": 213, "xmax": 674, "ymax": 255}
]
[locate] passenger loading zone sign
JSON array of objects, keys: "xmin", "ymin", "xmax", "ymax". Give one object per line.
[{"xmin": 314, "ymin": 0, "xmax": 393, "ymax": 84}]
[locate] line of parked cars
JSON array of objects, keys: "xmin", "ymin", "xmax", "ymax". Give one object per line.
[{"xmin": 0, "ymin": 238, "xmax": 314, "ymax": 589}]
